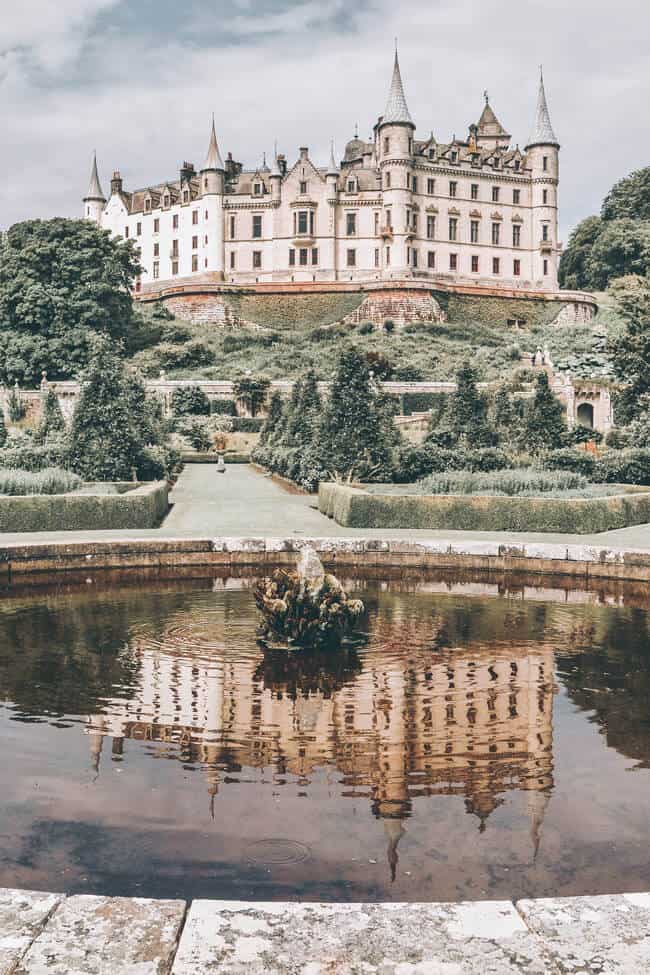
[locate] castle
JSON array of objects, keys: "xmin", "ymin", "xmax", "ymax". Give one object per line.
[{"xmin": 84, "ymin": 53, "xmax": 561, "ymax": 293}]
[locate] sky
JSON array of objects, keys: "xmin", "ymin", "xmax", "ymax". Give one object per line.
[{"xmin": 1, "ymin": 0, "xmax": 648, "ymax": 242}]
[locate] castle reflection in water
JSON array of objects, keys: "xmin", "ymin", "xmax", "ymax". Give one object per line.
[{"xmin": 85, "ymin": 581, "xmax": 556, "ymax": 876}]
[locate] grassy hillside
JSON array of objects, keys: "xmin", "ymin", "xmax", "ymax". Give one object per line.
[{"xmin": 130, "ymin": 291, "xmax": 621, "ymax": 383}]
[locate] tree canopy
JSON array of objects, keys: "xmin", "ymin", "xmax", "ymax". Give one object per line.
[
  {"xmin": 559, "ymin": 167, "xmax": 650, "ymax": 290},
  {"xmin": 609, "ymin": 274, "xmax": 650, "ymax": 422},
  {"xmin": 0, "ymin": 218, "xmax": 142, "ymax": 385}
]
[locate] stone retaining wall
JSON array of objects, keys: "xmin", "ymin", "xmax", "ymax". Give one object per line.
[{"xmin": 2, "ymin": 535, "xmax": 650, "ymax": 583}]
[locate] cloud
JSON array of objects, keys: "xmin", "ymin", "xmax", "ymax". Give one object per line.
[{"xmin": 1, "ymin": 0, "xmax": 648, "ymax": 242}]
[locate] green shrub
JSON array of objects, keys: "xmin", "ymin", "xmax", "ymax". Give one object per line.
[
  {"xmin": 594, "ymin": 448, "xmax": 650, "ymax": 484},
  {"xmin": 233, "ymin": 377, "xmax": 270, "ymax": 416},
  {"xmin": 211, "ymin": 398, "xmax": 237, "ymax": 416},
  {"xmin": 393, "ymin": 444, "xmax": 514, "ymax": 482},
  {"xmin": 232, "ymin": 417, "xmax": 264, "ymax": 433},
  {"xmin": 402, "ymin": 392, "xmax": 446, "ymax": 415},
  {"xmin": 415, "ymin": 468, "xmax": 590, "ymax": 497},
  {"xmin": 0, "ymin": 436, "xmax": 68, "ymax": 471},
  {"xmin": 183, "ymin": 419, "xmax": 213, "ymax": 452},
  {"xmin": 37, "ymin": 389, "xmax": 66, "ymax": 442},
  {"xmin": 0, "ymin": 411, "xmax": 6, "ymax": 448},
  {"xmin": 565, "ymin": 425, "xmax": 604, "ymax": 446},
  {"xmin": 138, "ymin": 444, "xmax": 181, "ymax": 480},
  {"xmin": 544, "ymin": 448, "xmax": 597, "ymax": 477},
  {"xmin": 0, "ymin": 467, "xmax": 82, "ymax": 495},
  {"xmin": 358, "ymin": 321, "xmax": 374, "ymax": 335},
  {"xmin": 393, "ymin": 365, "xmax": 425, "ymax": 382},
  {"xmin": 171, "ymin": 385, "xmax": 210, "ymax": 416}
]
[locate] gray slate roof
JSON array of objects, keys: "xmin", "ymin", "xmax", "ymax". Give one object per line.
[
  {"xmin": 382, "ymin": 51, "xmax": 414, "ymax": 126},
  {"xmin": 526, "ymin": 71, "xmax": 559, "ymax": 147},
  {"xmin": 202, "ymin": 118, "xmax": 225, "ymax": 170},
  {"xmin": 85, "ymin": 152, "xmax": 106, "ymax": 201}
]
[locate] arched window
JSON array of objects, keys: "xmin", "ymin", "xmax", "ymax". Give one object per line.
[{"xmin": 577, "ymin": 403, "xmax": 594, "ymax": 429}]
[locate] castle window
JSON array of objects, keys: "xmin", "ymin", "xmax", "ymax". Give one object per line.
[
  {"xmin": 312, "ymin": 248, "xmax": 319, "ymax": 265},
  {"xmin": 543, "ymin": 156, "xmax": 548, "ymax": 171},
  {"xmin": 171, "ymin": 239, "xmax": 179, "ymax": 257},
  {"xmin": 145, "ymin": 199, "xmax": 151, "ymax": 212},
  {"xmin": 493, "ymin": 256, "xmax": 500, "ymax": 275},
  {"xmin": 427, "ymin": 215, "xmax": 435, "ymax": 239},
  {"xmin": 492, "ymin": 186, "xmax": 500, "ymax": 202},
  {"xmin": 428, "ymin": 147, "xmax": 435, "ymax": 160},
  {"xmin": 471, "ymin": 183, "xmax": 478, "ymax": 200},
  {"xmin": 383, "ymin": 137, "xmax": 390, "ymax": 155},
  {"xmin": 513, "ymin": 189, "xmax": 520, "ymax": 205},
  {"xmin": 346, "ymin": 212, "xmax": 357, "ymax": 236},
  {"xmin": 386, "ymin": 208, "xmax": 392, "ymax": 228},
  {"xmin": 448, "ymin": 217, "xmax": 458, "ymax": 241},
  {"xmin": 374, "ymin": 248, "xmax": 379, "ymax": 268},
  {"xmin": 172, "ymin": 260, "xmax": 179, "ymax": 275},
  {"xmin": 470, "ymin": 220, "xmax": 479, "ymax": 243},
  {"xmin": 542, "ymin": 224, "xmax": 549, "ymax": 241},
  {"xmin": 412, "ymin": 248, "xmax": 418, "ymax": 268},
  {"xmin": 449, "ymin": 253, "xmax": 457, "ymax": 270},
  {"xmin": 384, "ymin": 171, "xmax": 391, "ymax": 189},
  {"xmin": 230, "ymin": 215, "xmax": 236, "ymax": 239},
  {"xmin": 427, "ymin": 178, "xmax": 435, "ymax": 195},
  {"xmin": 164, "ymin": 195, "xmax": 170, "ymax": 207},
  {"xmin": 192, "ymin": 254, "xmax": 198, "ymax": 272},
  {"xmin": 153, "ymin": 218, "xmax": 160, "ymax": 233},
  {"xmin": 491, "ymin": 222, "xmax": 500, "ymax": 245},
  {"xmin": 183, "ymin": 190, "xmax": 189, "ymax": 203},
  {"xmin": 449, "ymin": 180, "xmax": 457, "ymax": 198},
  {"xmin": 512, "ymin": 225, "xmax": 521, "ymax": 248},
  {"xmin": 542, "ymin": 189, "xmax": 548, "ymax": 204},
  {"xmin": 543, "ymin": 258, "xmax": 549, "ymax": 275},
  {"xmin": 412, "ymin": 175, "xmax": 418, "ymax": 193},
  {"xmin": 386, "ymin": 246, "xmax": 391, "ymax": 265},
  {"xmin": 289, "ymin": 248, "xmax": 295, "ymax": 266},
  {"xmin": 451, "ymin": 150, "xmax": 458, "ymax": 162},
  {"xmin": 513, "ymin": 259, "xmax": 521, "ymax": 276},
  {"xmin": 136, "ymin": 222, "xmax": 142, "ymax": 236},
  {"xmin": 192, "ymin": 236, "xmax": 198, "ymax": 250},
  {"xmin": 172, "ymin": 214, "xmax": 179, "ymax": 230},
  {"xmin": 347, "ymin": 179, "xmax": 356, "ymax": 193},
  {"xmin": 253, "ymin": 251, "xmax": 262, "ymax": 269},
  {"xmin": 204, "ymin": 210, "xmax": 208, "ymax": 220},
  {"xmin": 428, "ymin": 251, "xmax": 435, "ymax": 269},
  {"xmin": 406, "ymin": 247, "xmax": 410, "ymax": 265},
  {"xmin": 299, "ymin": 248, "xmax": 308, "ymax": 266},
  {"xmin": 296, "ymin": 210, "xmax": 309, "ymax": 235},
  {"xmin": 204, "ymin": 258, "xmax": 208, "ymax": 268},
  {"xmin": 346, "ymin": 248, "xmax": 356, "ymax": 267},
  {"xmin": 412, "ymin": 212, "xmax": 418, "ymax": 234},
  {"xmin": 514, "ymin": 160, "xmax": 520, "ymax": 171},
  {"xmin": 254, "ymin": 182, "xmax": 262, "ymax": 195},
  {"xmin": 153, "ymin": 243, "xmax": 159, "ymax": 257},
  {"xmin": 204, "ymin": 235, "xmax": 208, "ymax": 245},
  {"xmin": 230, "ymin": 251, "xmax": 236, "ymax": 269},
  {"xmin": 408, "ymin": 138, "xmax": 413, "ymax": 154},
  {"xmin": 253, "ymin": 214, "xmax": 263, "ymax": 238},
  {"xmin": 204, "ymin": 178, "xmax": 208, "ymax": 191},
  {"xmin": 300, "ymin": 180, "xmax": 307, "ymax": 194},
  {"xmin": 153, "ymin": 261, "xmax": 159, "ymax": 279},
  {"xmin": 124, "ymin": 226, "xmax": 129, "ymax": 238},
  {"xmin": 374, "ymin": 212, "xmax": 380, "ymax": 235},
  {"xmin": 471, "ymin": 255, "xmax": 479, "ymax": 273},
  {"xmin": 192, "ymin": 210, "xmax": 199, "ymax": 225}
]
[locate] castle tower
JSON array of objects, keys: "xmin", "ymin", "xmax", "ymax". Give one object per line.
[
  {"xmin": 325, "ymin": 141, "xmax": 340, "ymax": 276},
  {"xmin": 200, "ymin": 117, "xmax": 225, "ymax": 278},
  {"xmin": 83, "ymin": 152, "xmax": 106, "ymax": 224},
  {"xmin": 525, "ymin": 69, "xmax": 560, "ymax": 289},
  {"xmin": 377, "ymin": 50, "xmax": 415, "ymax": 278}
]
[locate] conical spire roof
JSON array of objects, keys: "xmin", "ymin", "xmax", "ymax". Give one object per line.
[
  {"xmin": 526, "ymin": 69, "xmax": 559, "ymax": 148},
  {"xmin": 202, "ymin": 117, "xmax": 224, "ymax": 171},
  {"xmin": 382, "ymin": 50, "xmax": 414, "ymax": 126},
  {"xmin": 327, "ymin": 139, "xmax": 340, "ymax": 175},
  {"xmin": 85, "ymin": 151, "xmax": 106, "ymax": 201},
  {"xmin": 477, "ymin": 93, "xmax": 509, "ymax": 138}
]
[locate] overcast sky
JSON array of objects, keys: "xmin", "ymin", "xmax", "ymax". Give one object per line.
[{"xmin": 1, "ymin": 0, "xmax": 648, "ymax": 242}]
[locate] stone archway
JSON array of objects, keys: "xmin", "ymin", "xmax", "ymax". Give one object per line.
[{"xmin": 576, "ymin": 402, "xmax": 594, "ymax": 429}]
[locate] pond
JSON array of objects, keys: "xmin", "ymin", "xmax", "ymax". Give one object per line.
[{"xmin": 1, "ymin": 568, "xmax": 650, "ymax": 903}]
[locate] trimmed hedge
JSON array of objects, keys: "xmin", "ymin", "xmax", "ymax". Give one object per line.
[
  {"xmin": 211, "ymin": 398, "xmax": 237, "ymax": 416},
  {"xmin": 0, "ymin": 480, "xmax": 169, "ymax": 532},
  {"xmin": 318, "ymin": 481, "xmax": 650, "ymax": 534},
  {"xmin": 180, "ymin": 451, "xmax": 250, "ymax": 464},
  {"xmin": 232, "ymin": 417, "xmax": 264, "ymax": 433}
]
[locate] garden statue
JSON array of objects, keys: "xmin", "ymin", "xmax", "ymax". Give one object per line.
[
  {"xmin": 254, "ymin": 546, "xmax": 364, "ymax": 648},
  {"xmin": 216, "ymin": 454, "xmax": 226, "ymax": 474}
]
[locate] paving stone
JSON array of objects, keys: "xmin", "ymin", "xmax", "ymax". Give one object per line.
[
  {"xmin": 14, "ymin": 894, "xmax": 186, "ymax": 975},
  {"xmin": 517, "ymin": 893, "xmax": 650, "ymax": 973},
  {"xmin": 0, "ymin": 888, "xmax": 64, "ymax": 975},
  {"xmin": 171, "ymin": 900, "xmax": 554, "ymax": 974}
]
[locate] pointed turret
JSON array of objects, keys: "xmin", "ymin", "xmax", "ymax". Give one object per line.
[
  {"xmin": 83, "ymin": 152, "xmax": 106, "ymax": 223},
  {"xmin": 270, "ymin": 145, "xmax": 282, "ymax": 179},
  {"xmin": 381, "ymin": 50, "xmax": 414, "ymax": 127},
  {"xmin": 476, "ymin": 92, "xmax": 511, "ymax": 147},
  {"xmin": 84, "ymin": 152, "xmax": 105, "ymax": 202},
  {"xmin": 202, "ymin": 116, "xmax": 224, "ymax": 171},
  {"xmin": 327, "ymin": 139, "xmax": 340, "ymax": 176},
  {"xmin": 526, "ymin": 68, "xmax": 559, "ymax": 149}
]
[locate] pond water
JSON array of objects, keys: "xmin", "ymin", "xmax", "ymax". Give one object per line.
[{"xmin": 1, "ymin": 569, "xmax": 650, "ymax": 903}]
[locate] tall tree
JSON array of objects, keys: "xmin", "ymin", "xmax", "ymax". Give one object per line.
[
  {"xmin": 584, "ymin": 219, "xmax": 650, "ymax": 290},
  {"xmin": 318, "ymin": 347, "xmax": 394, "ymax": 480},
  {"xmin": 37, "ymin": 388, "xmax": 66, "ymax": 442},
  {"xmin": 609, "ymin": 274, "xmax": 650, "ymax": 422},
  {"xmin": 0, "ymin": 218, "xmax": 142, "ymax": 385},
  {"xmin": 601, "ymin": 167, "xmax": 650, "ymax": 222},
  {"xmin": 523, "ymin": 372, "xmax": 567, "ymax": 451},
  {"xmin": 558, "ymin": 216, "xmax": 603, "ymax": 290}
]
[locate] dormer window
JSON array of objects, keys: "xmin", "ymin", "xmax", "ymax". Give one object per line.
[
  {"xmin": 514, "ymin": 159, "xmax": 520, "ymax": 171},
  {"xmin": 145, "ymin": 199, "xmax": 151, "ymax": 212},
  {"xmin": 451, "ymin": 150, "xmax": 458, "ymax": 162},
  {"xmin": 163, "ymin": 194, "xmax": 170, "ymax": 208},
  {"xmin": 347, "ymin": 178, "xmax": 357, "ymax": 193},
  {"xmin": 428, "ymin": 148, "xmax": 435, "ymax": 160},
  {"xmin": 253, "ymin": 182, "xmax": 262, "ymax": 195},
  {"xmin": 300, "ymin": 180, "xmax": 307, "ymax": 194},
  {"xmin": 183, "ymin": 190, "xmax": 189, "ymax": 203}
]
